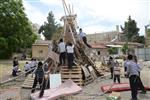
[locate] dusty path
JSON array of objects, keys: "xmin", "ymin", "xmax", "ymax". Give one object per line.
[{"xmin": 0, "ymin": 61, "xmax": 150, "ymax": 100}]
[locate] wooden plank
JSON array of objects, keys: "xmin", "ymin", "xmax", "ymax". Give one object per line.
[
  {"xmin": 81, "ymin": 65, "xmax": 91, "ymax": 78},
  {"xmin": 48, "ymin": 50, "xmax": 59, "ymax": 63},
  {"xmin": 61, "ymin": 74, "xmax": 82, "ymax": 78},
  {"xmin": 21, "ymin": 74, "xmax": 34, "ymax": 89},
  {"xmin": 88, "ymin": 66, "xmax": 97, "ymax": 80}
]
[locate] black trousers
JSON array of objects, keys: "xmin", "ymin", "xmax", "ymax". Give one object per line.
[
  {"xmin": 12, "ymin": 70, "xmax": 17, "ymax": 76},
  {"xmin": 110, "ymin": 67, "xmax": 114, "ymax": 78},
  {"xmin": 59, "ymin": 52, "xmax": 66, "ymax": 65},
  {"xmin": 82, "ymin": 37, "xmax": 91, "ymax": 48},
  {"xmin": 129, "ymin": 75, "xmax": 139, "ymax": 100},
  {"xmin": 67, "ymin": 53, "xmax": 74, "ymax": 69},
  {"xmin": 138, "ymin": 76, "xmax": 146, "ymax": 92},
  {"xmin": 114, "ymin": 75, "xmax": 120, "ymax": 83},
  {"xmin": 31, "ymin": 77, "xmax": 43, "ymax": 93},
  {"xmin": 39, "ymin": 78, "xmax": 50, "ymax": 97}
]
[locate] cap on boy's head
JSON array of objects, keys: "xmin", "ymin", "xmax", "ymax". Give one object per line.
[
  {"xmin": 109, "ymin": 56, "xmax": 113, "ymax": 60},
  {"xmin": 60, "ymin": 38, "xmax": 63, "ymax": 42},
  {"xmin": 128, "ymin": 54, "xmax": 133, "ymax": 60},
  {"xmin": 79, "ymin": 28, "xmax": 82, "ymax": 31},
  {"xmin": 38, "ymin": 61, "xmax": 43, "ymax": 67}
]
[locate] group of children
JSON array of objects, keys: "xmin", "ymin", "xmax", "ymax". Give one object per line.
[
  {"xmin": 58, "ymin": 38, "xmax": 75, "ymax": 69},
  {"xmin": 24, "ymin": 58, "xmax": 38, "ymax": 76},
  {"xmin": 108, "ymin": 55, "xmax": 146, "ymax": 100}
]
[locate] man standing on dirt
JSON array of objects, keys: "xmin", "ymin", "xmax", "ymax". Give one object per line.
[
  {"xmin": 127, "ymin": 54, "xmax": 146, "ymax": 100},
  {"xmin": 107, "ymin": 56, "xmax": 115, "ymax": 79}
]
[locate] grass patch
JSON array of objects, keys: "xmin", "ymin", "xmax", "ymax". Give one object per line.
[{"xmin": 0, "ymin": 60, "xmax": 26, "ymax": 82}]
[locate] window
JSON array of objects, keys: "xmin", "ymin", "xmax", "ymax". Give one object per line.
[{"xmin": 39, "ymin": 50, "xmax": 43, "ymax": 53}]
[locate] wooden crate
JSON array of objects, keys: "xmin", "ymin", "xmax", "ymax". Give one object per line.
[
  {"xmin": 21, "ymin": 74, "xmax": 35, "ymax": 89},
  {"xmin": 61, "ymin": 66, "xmax": 83, "ymax": 86},
  {"xmin": 83, "ymin": 75, "xmax": 94, "ymax": 86}
]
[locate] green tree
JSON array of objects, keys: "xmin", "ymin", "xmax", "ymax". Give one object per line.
[
  {"xmin": 38, "ymin": 11, "xmax": 59, "ymax": 40},
  {"xmin": 52, "ymin": 25, "xmax": 63, "ymax": 40},
  {"xmin": 0, "ymin": 0, "xmax": 37, "ymax": 58},
  {"xmin": 121, "ymin": 16, "xmax": 140, "ymax": 42},
  {"xmin": 108, "ymin": 47, "xmax": 118, "ymax": 54},
  {"xmin": 121, "ymin": 43, "xmax": 129, "ymax": 54}
]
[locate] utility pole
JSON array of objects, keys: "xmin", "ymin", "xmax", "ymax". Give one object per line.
[{"xmin": 145, "ymin": 24, "xmax": 150, "ymax": 47}]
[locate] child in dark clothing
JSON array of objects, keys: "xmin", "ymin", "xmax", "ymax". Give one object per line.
[
  {"xmin": 12, "ymin": 57, "xmax": 19, "ymax": 76},
  {"xmin": 31, "ymin": 61, "xmax": 44, "ymax": 94}
]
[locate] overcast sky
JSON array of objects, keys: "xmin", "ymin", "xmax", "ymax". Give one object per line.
[{"xmin": 23, "ymin": 0, "xmax": 150, "ymax": 35}]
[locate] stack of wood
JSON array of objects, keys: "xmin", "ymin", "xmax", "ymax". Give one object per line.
[{"xmin": 61, "ymin": 66, "xmax": 83, "ymax": 86}]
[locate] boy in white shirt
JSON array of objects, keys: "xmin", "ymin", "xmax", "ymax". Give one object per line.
[
  {"xmin": 24, "ymin": 62, "xmax": 31, "ymax": 77},
  {"xmin": 66, "ymin": 42, "xmax": 74, "ymax": 69},
  {"xmin": 79, "ymin": 28, "xmax": 91, "ymax": 48},
  {"xmin": 58, "ymin": 39, "xmax": 66, "ymax": 65}
]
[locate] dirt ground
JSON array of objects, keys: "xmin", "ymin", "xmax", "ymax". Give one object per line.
[{"xmin": 0, "ymin": 60, "xmax": 150, "ymax": 100}]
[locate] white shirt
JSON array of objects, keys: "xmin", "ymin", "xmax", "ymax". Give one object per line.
[
  {"xmin": 58, "ymin": 42, "xmax": 66, "ymax": 53},
  {"xmin": 114, "ymin": 66, "xmax": 121, "ymax": 75},
  {"xmin": 79, "ymin": 32, "xmax": 86, "ymax": 38},
  {"xmin": 66, "ymin": 45, "xmax": 74, "ymax": 53},
  {"xmin": 24, "ymin": 63, "xmax": 30, "ymax": 71}
]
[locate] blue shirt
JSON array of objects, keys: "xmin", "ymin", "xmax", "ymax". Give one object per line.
[{"xmin": 126, "ymin": 60, "xmax": 139, "ymax": 77}]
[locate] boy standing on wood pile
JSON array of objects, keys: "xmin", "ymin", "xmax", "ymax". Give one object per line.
[
  {"xmin": 58, "ymin": 38, "xmax": 66, "ymax": 66},
  {"xmin": 79, "ymin": 28, "xmax": 91, "ymax": 48},
  {"xmin": 66, "ymin": 42, "xmax": 74, "ymax": 70}
]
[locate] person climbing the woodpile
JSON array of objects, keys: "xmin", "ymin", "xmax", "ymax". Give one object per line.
[
  {"xmin": 79, "ymin": 28, "xmax": 91, "ymax": 48},
  {"xmin": 66, "ymin": 42, "xmax": 74, "ymax": 70},
  {"xmin": 58, "ymin": 38, "xmax": 66, "ymax": 66},
  {"xmin": 107, "ymin": 56, "xmax": 115, "ymax": 79},
  {"xmin": 12, "ymin": 57, "xmax": 19, "ymax": 77},
  {"xmin": 31, "ymin": 61, "xmax": 44, "ymax": 94},
  {"xmin": 52, "ymin": 39, "xmax": 58, "ymax": 53},
  {"xmin": 113, "ymin": 60, "xmax": 121, "ymax": 83}
]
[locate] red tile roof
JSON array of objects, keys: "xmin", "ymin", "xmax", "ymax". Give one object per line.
[{"xmin": 91, "ymin": 44, "xmax": 107, "ymax": 49}]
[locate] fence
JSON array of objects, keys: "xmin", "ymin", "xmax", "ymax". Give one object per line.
[{"xmin": 135, "ymin": 48, "xmax": 150, "ymax": 61}]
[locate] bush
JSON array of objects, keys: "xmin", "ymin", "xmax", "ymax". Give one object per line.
[{"xmin": 0, "ymin": 49, "xmax": 12, "ymax": 59}]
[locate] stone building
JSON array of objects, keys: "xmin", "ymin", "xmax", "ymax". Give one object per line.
[{"xmin": 32, "ymin": 40, "xmax": 52, "ymax": 59}]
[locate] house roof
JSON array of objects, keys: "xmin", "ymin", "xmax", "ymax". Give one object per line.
[
  {"xmin": 91, "ymin": 44, "xmax": 107, "ymax": 49},
  {"xmin": 106, "ymin": 44, "xmax": 122, "ymax": 48},
  {"xmin": 34, "ymin": 40, "xmax": 52, "ymax": 44},
  {"xmin": 32, "ymin": 40, "xmax": 52, "ymax": 46}
]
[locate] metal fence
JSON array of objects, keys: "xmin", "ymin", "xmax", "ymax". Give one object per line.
[{"xmin": 135, "ymin": 48, "xmax": 150, "ymax": 61}]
